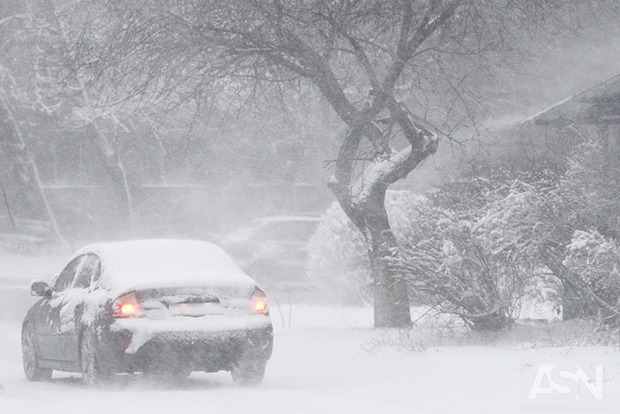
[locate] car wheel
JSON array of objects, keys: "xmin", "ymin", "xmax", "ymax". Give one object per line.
[
  {"xmin": 231, "ymin": 355, "xmax": 266, "ymax": 386},
  {"xmin": 22, "ymin": 324, "xmax": 52, "ymax": 381},
  {"xmin": 80, "ymin": 329, "xmax": 109, "ymax": 387}
]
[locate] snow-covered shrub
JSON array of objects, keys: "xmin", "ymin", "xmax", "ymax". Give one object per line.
[
  {"xmin": 394, "ymin": 216, "xmax": 515, "ymax": 330},
  {"xmin": 477, "ymin": 181, "xmax": 564, "ymax": 321},
  {"xmin": 477, "ymin": 181, "xmax": 549, "ymax": 262},
  {"xmin": 391, "ymin": 180, "xmax": 555, "ymax": 330},
  {"xmin": 562, "ymin": 230, "xmax": 620, "ymax": 320},
  {"xmin": 305, "ymin": 190, "xmax": 426, "ymax": 305}
]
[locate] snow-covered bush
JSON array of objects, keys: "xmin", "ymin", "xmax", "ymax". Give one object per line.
[
  {"xmin": 305, "ymin": 190, "xmax": 426, "ymax": 305},
  {"xmin": 394, "ymin": 214, "xmax": 516, "ymax": 330},
  {"xmin": 562, "ymin": 230, "xmax": 620, "ymax": 320},
  {"xmin": 478, "ymin": 181, "xmax": 566, "ymax": 322},
  {"xmin": 390, "ymin": 180, "xmax": 556, "ymax": 330}
]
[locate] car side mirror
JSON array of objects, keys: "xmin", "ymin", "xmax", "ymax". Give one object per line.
[{"xmin": 30, "ymin": 281, "xmax": 51, "ymax": 297}]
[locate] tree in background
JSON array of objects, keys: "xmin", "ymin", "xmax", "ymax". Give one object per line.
[
  {"xmin": 0, "ymin": 1, "xmax": 66, "ymax": 241},
  {"xmin": 1, "ymin": 0, "xmax": 138, "ymax": 239}
]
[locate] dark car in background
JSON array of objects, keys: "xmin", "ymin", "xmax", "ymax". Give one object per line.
[
  {"xmin": 221, "ymin": 216, "xmax": 321, "ymax": 291},
  {"xmin": 21, "ymin": 240, "xmax": 273, "ymax": 387}
]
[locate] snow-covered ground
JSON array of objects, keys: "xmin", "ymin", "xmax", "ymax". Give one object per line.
[{"xmin": 0, "ymin": 252, "xmax": 618, "ymax": 414}]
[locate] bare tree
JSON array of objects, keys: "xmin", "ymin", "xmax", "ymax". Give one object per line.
[
  {"xmin": 49, "ymin": 0, "xmax": 137, "ymax": 235},
  {"xmin": 64, "ymin": 0, "xmax": 618, "ymax": 327},
  {"xmin": 1, "ymin": 0, "xmax": 136, "ymax": 240},
  {"xmin": 0, "ymin": 2, "xmax": 67, "ymax": 244}
]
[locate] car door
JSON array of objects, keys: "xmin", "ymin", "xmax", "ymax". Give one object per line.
[
  {"xmin": 35, "ymin": 257, "xmax": 83, "ymax": 361},
  {"xmin": 60, "ymin": 254, "xmax": 102, "ymax": 362},
  {"xmin": 28, "ymin": 295, "xmax": 57, "ymax": 362}
]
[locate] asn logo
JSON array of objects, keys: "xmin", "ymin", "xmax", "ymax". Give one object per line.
[{"xmin": 528, "ymin": 364, "xmax": 604, "ymax": 400}]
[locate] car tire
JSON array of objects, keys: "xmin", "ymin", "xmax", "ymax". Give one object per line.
[
  {"xmin": 80, "ymin": 329, "xmax": 110, "ymax": 387},
  {"xmin": 231, "ymin": 354, "xmax": 266, "ymax": 386},
  {"xmin": 22, "ymin": 324, "xmax": 52, "ymax": 381}
]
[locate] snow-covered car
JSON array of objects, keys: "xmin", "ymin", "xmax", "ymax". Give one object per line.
[
  {"xmin": 220, "ymin": 216, "xmax": 321, "ymax": 290},
  {"xmin": 21, "ymin": 240, "xmax": 273, "ymax": 387}
]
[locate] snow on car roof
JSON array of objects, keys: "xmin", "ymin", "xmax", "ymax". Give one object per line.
[{"xmin": 73, "ymin": 239, "xmax": 255, "ymax": 291}]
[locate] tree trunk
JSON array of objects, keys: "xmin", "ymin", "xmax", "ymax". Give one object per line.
[
  {"xmin": 338, "ymin": 183, "xmax": 412, "ymax": 328},
  {"xmin": 88, "ymin": 125, "xmax": 135, "ymax": 237},
  {"xmin": 368, "ymin": 224, "xmax": 412, "ymax": 328}
]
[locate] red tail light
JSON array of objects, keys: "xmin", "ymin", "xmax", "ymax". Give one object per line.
[
  {"xmin": 250, "ymin": 289, "xmax": 269, "ymax": 315},
  {"xmin": 112, "ymin": 292, "xmax": 142, "ymax": 318}
]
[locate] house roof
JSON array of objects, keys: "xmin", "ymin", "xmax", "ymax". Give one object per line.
[{"xmin": 532, "ymin": 74, "xmax": 620, "ymax": 125}]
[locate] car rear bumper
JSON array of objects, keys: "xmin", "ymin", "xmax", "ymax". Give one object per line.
[{"xmin": 97, "ymin": 316, "xmax": 273, "ymax": 373}]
